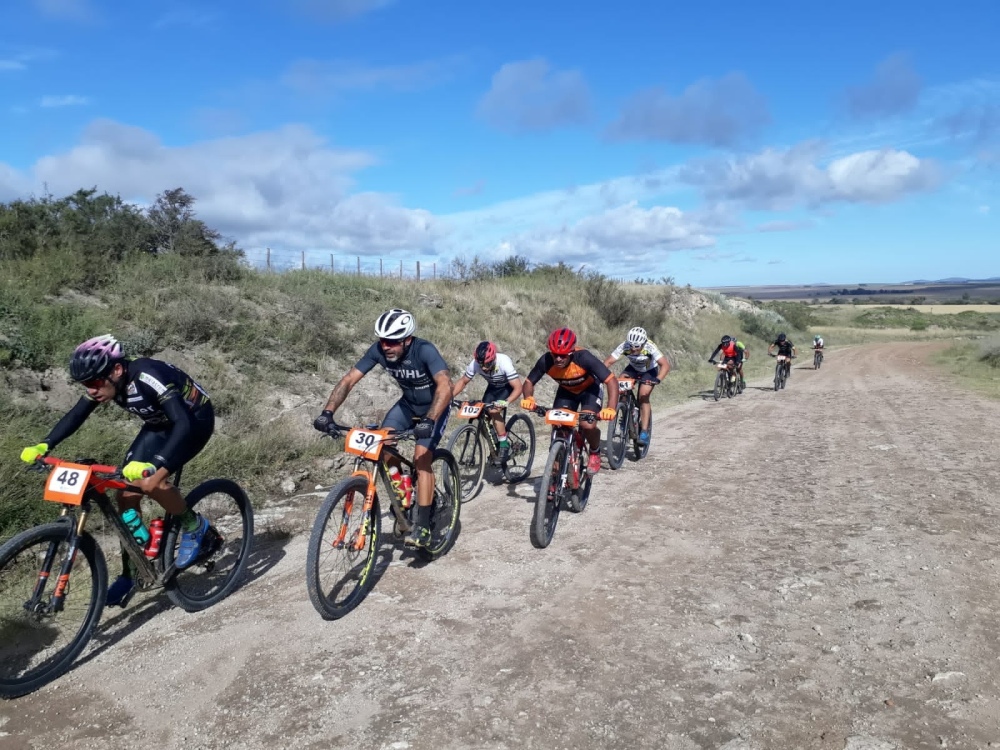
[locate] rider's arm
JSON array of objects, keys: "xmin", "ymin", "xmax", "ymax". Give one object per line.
[
  {"xmin": 708, "ymin": 345, "xmax": 721, "ymax": 361},
  {"xmin": 322, "ymin": 367, "xmax": 365, "ymax": 413},
  {"xmin": 451, "ymin": 373, "xmax": 472, "ymax": 399},
  {"xmin": 655, "ymin": 356, "xmax": 670, "ymax": 379},
  {"xmin": 506, "ymin": 376, "xmax": 524, "ymax": 403},
  {"xmin": 522, "ymin": 355, "xmax": 548, "ymax": 400},
  {"xmin": 427, "ymin": 369, "xmax": 452, "ymax": 421},
  {"xmin": 604, "ymin": 342, "xmax": 625, "ymax": 368},
  {"xmin": 43, "ymin": 395, "xmax": 100, "ymax": 449}
]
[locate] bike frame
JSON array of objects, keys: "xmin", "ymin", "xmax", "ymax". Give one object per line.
[{"xmin": 454, "ymin": 400, "xmax": 505, "ymax": 459}]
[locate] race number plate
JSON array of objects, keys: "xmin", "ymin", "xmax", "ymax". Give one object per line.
[
  {"xmin": 545, "ymin": 408, "xmax": 579, "ymax": 427},
  {"xmin": 43, "ymin": 462, "xmax": 92, "ymax": 506},
  {"xmin": 344, "ymin": 428, "xmax": 391, "ymax": 460},
  {"xmin": 459, "ymin": 402, "xmax": 483, "ymax": 418},
  {"xmin": 618, "ymin": 377, "xmax": 636, "ymax": 392}
]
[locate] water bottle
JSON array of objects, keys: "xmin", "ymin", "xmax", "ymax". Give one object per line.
[
  {"xmin": 121, "ymin": 508, "xmax": 150, "ymax": 547},
  {"xmin": 145, "ymin": 518, "xmax": 165, "ymax": 559},
  {"xmin": 388, "ymin": 466, "xmax": 413, "ymax": 508}
]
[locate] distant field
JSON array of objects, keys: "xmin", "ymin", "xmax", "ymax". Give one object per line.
[
  {"xmin": 820, "ymin": 304, "xmax": 1000, "ymax": 314},
  {"xmin": 708, "ymin": 280, "xmax": 1000, "ymax": 303}
]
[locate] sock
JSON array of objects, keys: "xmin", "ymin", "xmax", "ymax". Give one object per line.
[
  {"xmin": 498, "ymin": 436, "xmax": 510, "ymax": 447},
  {"xmin": 415, "ymin": 504, "xmax": 432, "ymax": 527},
  {"xmin": 120, "ymin": 550, "xmax": 136, "ymax": 580},
  {"xmin": 179, "ymin": 509, "xmax": 200, "ymax": 531}
]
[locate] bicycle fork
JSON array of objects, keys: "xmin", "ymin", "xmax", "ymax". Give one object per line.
[{"xmin": 333, "ymin": 475, "xmax": 378, "ymax": 551}]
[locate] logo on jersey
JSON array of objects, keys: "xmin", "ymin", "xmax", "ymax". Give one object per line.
[{"xmin": 139, "ymin": 372, "xmax": 168, "ymax": 395}]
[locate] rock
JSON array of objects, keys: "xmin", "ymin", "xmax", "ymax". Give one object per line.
[{"xmin": 279, "ymin": 478, "xmax": 297, "ymax": 495}]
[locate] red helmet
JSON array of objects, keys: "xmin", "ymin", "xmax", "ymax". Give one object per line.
[
  {"xmin": 474, "ymin": 341, "xmax": 496, "ymax": 365},
  {"xmin": 547, "ymin": 328, "xmax": 577, "ymax": 356}
]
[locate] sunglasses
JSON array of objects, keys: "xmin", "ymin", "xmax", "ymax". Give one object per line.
[
  {"xmin": 552, "ymin": 352, "xmax": 571, "ymax": 361},
  {"xmin": 379, "ymin": 338, "xmax": 404, "ymax": 347},
  {"xmin": 82, "ymin": 377, "xmax": 107, "ymax": 389}
]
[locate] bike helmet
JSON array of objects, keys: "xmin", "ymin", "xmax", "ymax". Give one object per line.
[
  {"xmin": 814, "ymin": 335, "xmax": 821, "ymax": 342},
  {"xmin": 475, "ymin": 341, "xmax": 496, "ymax": 366},
  {"xmin": 776, "ymin": 332, "xmax": 787, "ymax": 342},
  {"xmin": 69, "ymin": 334, "xmax": 125, "ymax": 382},
  {"xmin": 374, "ymin": 308, "xmax": 415, "ymax": 341},
  {"xmin": 547, "ymin": 327, "xmax": 577, "ymax": 356},
  {"xmin": 720, "ymin": 335, "xmax": 733, "ymax": 346},
  {"xmin": 626, "ymin": 326, "xmax": 647, "ymax": 348}
]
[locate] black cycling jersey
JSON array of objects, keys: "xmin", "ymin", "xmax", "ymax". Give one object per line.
[
  {"xmin": 772, "ymin": 340, "xmax": 794, "ymax": 356},
  {"xmin": 354, "ymin": 337, "xmax": 449, "ymax": 409},
  {"xmin": 44, "ymin": 358, "xmax": 212, "ymax": 471}
]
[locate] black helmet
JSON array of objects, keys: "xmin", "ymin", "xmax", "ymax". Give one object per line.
[
  {"xmin": 720, "ymin": 335, "xmax": 733, "ymax": 345},
  {"xmin": 69, "ymin": 335, "xmax": 125, "ymax": 382},
  {"xmin": 777, "ymin": 332, "xmax": 787, "ymax": 342}
]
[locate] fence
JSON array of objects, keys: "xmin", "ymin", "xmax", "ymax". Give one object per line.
[{"xmin": 242, "ymin": 247, "xmax": 443, "ymax": 280}]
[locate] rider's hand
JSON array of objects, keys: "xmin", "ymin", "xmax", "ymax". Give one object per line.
[
  {"xmin": 20, "ymin": 442, "xmax": 49, "ymax": 463},
  {"xmin": 493, "ymin": 399, "xmax": 508, "ymax": 409},
  {"xmin": 599, "ymin": 407, "xmax": 616, "ymax": 421},
  {"xmin": 647, "ymin": 377, "xmax": 661, "ymax": 385},
  {"xmin": 123, "ymin": 461, "xmax": 156, "ymax": 482},
  {"xmin": 313, "ymin": 410, "xmax": 335, "ymax": 434},
  {"xmin": 520, "ymin": 396, "xmax": 536, "ymax": 411},
  {"xmin": 707, "ymin": 358, "xmax": 715, "ymax": 364},
  {"xmin": 413, "ymin": 417, "xmax": 436, "ymax": 440}
]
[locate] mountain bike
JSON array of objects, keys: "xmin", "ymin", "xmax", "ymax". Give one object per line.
[
  {"xmin": 445, "ymin": 399, "xmax": 536, "ymax": 502},
  {"xmin": 524, "ymin": 406, "xmax": 599, "ymax": 549},
  {"xmin": 709, "ymin": 359, "xmax": 742, "ymax": 401},
  {"xmin": 606, "ymin": 376, "xmax": 652, "ymax": 469},
  {"xmin": 813, "ymin": 348, "xmax": 824, "ymax": 370},
  {"xmin": 0, "ymin": 456, "xmax": 254, "ymax": 698},
  {"xmin": 771, "ymin": 353, "xmax": 793, "ymax": 390},
  {"xmin": 306, "ymin": 422, "xmax": 461, "ymax": 620}
]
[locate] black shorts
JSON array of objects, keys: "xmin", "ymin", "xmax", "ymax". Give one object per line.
[
  {"xmin": 482, "ymin": 383, "xmax": 513, "ymax": 403},
  {"xmin": 622, "ymin": 365, "xmax": 659, "ymax": 384},
  {"xmin": 382, "ymin": 399, "xmax": 452, "ymax": 450},
  {"xmin": 553, "ymin": 383, "xmax": 603, "ymax": 414},
  {"xmin": 124, "ymin": 405, "xmax": 214, "ymax": 475}
]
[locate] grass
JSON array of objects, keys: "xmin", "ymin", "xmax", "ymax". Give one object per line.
[{"xmin": 932, "ymin": 336, "xmax": 1000, "ymax": 401}]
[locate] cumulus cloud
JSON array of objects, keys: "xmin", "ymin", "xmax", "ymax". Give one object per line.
[
  {"xmin": 845, "ymin": 53, "xmax": 922, "ymax": 118},
  {"xmin": 0, "ymin": 119, "xmax": 441, "ymax": 254},
  {"xmin": 282, "ymin": 57, "xmax": 459, "ymax": 97},
  {"xmin": 605, "ymin": 72, "xmax": 770, "ymax": 147},
  {"xmin": 939, "ymin": 103, "xmax": 1000, "ymax": 147},
  {"xmin": 681, "ymin": 142, "xmax": 942, "ymax": 209},
  {"xmin": 289, "ymin": 0, "xmax": 393, "ymax": 23},
  {"xmin": 476, "ymin": 58, "xmax": 591, "ymax": 134},
  {"xmin": 489, "ymin": 201, "xmax": 716, "ymax": 273}
]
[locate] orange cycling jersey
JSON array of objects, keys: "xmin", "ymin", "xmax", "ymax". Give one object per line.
[{"xmin": 526, "ymin": 348, "xmax": 612, "ymax": 394}]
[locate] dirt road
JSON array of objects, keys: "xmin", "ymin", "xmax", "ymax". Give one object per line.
[{"xmin": 4, "ymin": 342, "xmax": 1000, "ymax": 750}]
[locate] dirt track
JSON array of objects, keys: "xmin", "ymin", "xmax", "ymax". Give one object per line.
[{"xmin": 4, "ymin": 341, "xmax": 1000, "ymax": 750}]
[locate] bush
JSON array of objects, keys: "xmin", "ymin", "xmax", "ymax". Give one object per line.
[{"xmin": 980, "ymin": 337, "xmax": 1000, "ymax": 368}]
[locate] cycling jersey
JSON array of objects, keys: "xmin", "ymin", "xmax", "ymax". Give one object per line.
[
  {"xmin": 813, "ymin": 338, "xmax": 824, "ymax": 349},
  {"xmin": 463, "ymin": 353, "xmax": 519, "ymax": 388},
  {"xmin": 355, "ymin": 337, "xmax": 448, "ymax": 409},
  {"xmin": 772, "ymin": 339, "xmax": 794, "ymax": 356},
  {"xmin": 44, "ymin": 358, "xmax": 213, "ymax": 472},
  {"xmin": 709, "ymin": 341, "xmax": 745, "ymax": 362},
  {"xmin": 526, "ymin": 348, "xmax": 612, "ymax": 394},
  {"xmin": 608, "ymin": 340, "xmax": 665, "ymax": 374}
]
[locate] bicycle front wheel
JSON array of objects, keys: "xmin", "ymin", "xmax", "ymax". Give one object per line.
[
  {"xmin": 420, "ymin": 449, "xmax": 462, "ymax": 560},
  {"xmin": 531, "ymin": 441, "xmax": 566, "ymax": 548},
  {"xmin": 774, "ymin": 364, "xmax": 782, "ymax": 391},
  {"xmin": 633, "ymin": 414, "xmax": 652, "ymax": 460},
  {"xmin": 606, "ymin": 403, "xmax": 628, "ymax": 470},
  {"xmin": 446, "ymin": 423, "xmax": 485, "ymax": 503},
  {"xmin": 164, "ymin": 478, "xmax": 254, "ymax": 613},
  {"xmin": 714, "ymin": 372, "xmax": 725, "ymax": 401},
  {"xmin": 306, "ymin": 476, "xmax": 382, "ymax": 620},
  {"xmin": 0, "ymin": 522, "xmax": 107, "ymax": 698},
  {"xmin": 502, "ymin": 413, "xmax": 536, "ymax": 483}
]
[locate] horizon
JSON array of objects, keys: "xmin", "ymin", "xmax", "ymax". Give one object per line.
[{"xmin": 1, "ymin": 0, "xmax": 996, "ymax": 287}]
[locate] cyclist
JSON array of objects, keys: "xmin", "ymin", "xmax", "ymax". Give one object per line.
[
  {"xmin": 19, "ymin": 335, "xmax": 215, "ymax": 607},
  {"xmin": 813, "ymin": 334, "xmax": 824, "ymax": 349},
  {"xmin": 767, "ymin": 332, "xmax": 797, "ymax": 378},
  {"xmin": 520, "ymin": 328, "xmax": 618, "ymax": 475},
  {"xmin": 451, "ymin": 341, "xmax": 523, "ymax": 462},
  {"xmin": 313, "ymin": 309, "xmax": 452, "ymax": 549},
  {"xmin": 708, "ymin": 335, "xmax": 746, "ymax": 388},
  {"xmin": 603, "ymin": 326, "xmax": 669, "ymax": 446}
]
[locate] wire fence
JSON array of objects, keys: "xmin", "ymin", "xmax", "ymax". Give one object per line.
[{"xmin": 242, "ymin": 247, "xmax": 446, "ymax": 280}]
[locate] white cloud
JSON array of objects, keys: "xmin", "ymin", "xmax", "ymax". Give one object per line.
[
  {"xmin": 1, "ymin": 119, "xmax": 441, "ymax": 254},
  {"xmin": 606, "ymin": 72, "xmax": 770, "ymax": 147},
  {"xmin": 281, "ymin": 57, "xmax": 460, "ymax": 97},
  {"xmin": 681, "ymin": 142, "xmax": 942, "ymax": 209},
  {"xmin": 476, "ymin": 58, "xmax": 591, "ymax": 134},
  {"xmin": 0, "ymin": 46, "xmax": 57, "ymax": 72},
  {"xmin": 33, "ymin": 0, "xmax": 94, "ymax": 22},
  {"xmin": 39, "ymin": 94, "xmax": 90, "ymax": 107}
]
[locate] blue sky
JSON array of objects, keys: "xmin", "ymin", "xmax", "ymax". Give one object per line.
[{"xmin": 1, "ymin": 0, "xmax": 997, "ymax": 286}]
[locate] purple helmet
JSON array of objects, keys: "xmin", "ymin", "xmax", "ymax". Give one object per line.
[{"xmin": 69, "ymin": 335, "xmax": 125, "ymax": 382}]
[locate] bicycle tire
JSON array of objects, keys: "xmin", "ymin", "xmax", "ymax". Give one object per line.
[
  {"xmin": 502, "ymin": 413, "xmax": 536, "ymax": 483},
  {"xmin": 713, "ymin": 372, "xmax": 725, "ymax": 401},
  {"xmin": 0, "ymin": 522, "xmax": 107, "ymax": 698},
  {"xmin": 306, "ymin": 475, "xmax": 382, "ymax": 620},
  {"xmin": 606, "ymin": 403, "xmax": 628, "ymax": 470},
  {"xmin": 419, "ymin": 448, "xmax": 462, "ymax": 560},
  {"xmin": 566, "ymin": 448, "xmax": 592, "ymax": 513},
  {"xmin": 531, "ymin": 440, "xmax": 566, "ymax": 548},
  {"xmin": 773, "ymin": 363, "xmax": 781, "ymax": 391},
  {"xmin": 164, "ymin": 478, "xmax": 254, "ymax": 613},
  {"xmin": 445, "ymin": 423, "xmax": 485, "ymax": 503}
]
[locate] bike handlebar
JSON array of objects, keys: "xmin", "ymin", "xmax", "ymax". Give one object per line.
[
  {"xmin": 320, "ymin": 421, "xmax": 416, "ymax": 442},
  {"xmin": 526, "ymin": 405, "xmax": 600, "ymax": 423}
]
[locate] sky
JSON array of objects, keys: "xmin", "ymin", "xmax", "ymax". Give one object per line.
[{"xmin": 1, "ymin": 0, "xmax": 997, "ymax": 286}]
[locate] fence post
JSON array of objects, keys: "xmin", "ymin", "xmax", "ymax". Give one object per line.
[
  {"xmin": 399, "ymin": 259, "xmax": 403, "ymax": 279},
  {"xmin": 380, "ymin": 258, "xmax": 383, "ymax": 277},
  {"xmin": 433, "ymin": 262, "xmax": 436, "ymax": 280},
  {"xmin": 301, "ymin": 251, "xmax": 305, "ymax": 271},
  {"xmin": 330, "ymin": 254, "xmax": 334, "ymax": 273},
  {"xmin": 416, "ymin": 261, "xmax": 420, "ymax": 282},
  {"xmin": 357, "ymin": 256, "xmax": 361, "ymax": 276},
  {"xmin": 266, "ymin": 247, "xmax": 271, "ymax": 272}
]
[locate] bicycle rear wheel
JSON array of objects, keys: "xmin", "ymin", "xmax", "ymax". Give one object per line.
[
  {"xmin": 606, "ymin": 403, "xmax": 628, "ymax": 470},
  {"xmin": 773, "ymin": 363, "xmax": 782, "ymax": 391},
  {"xmin": 164, "ymin": 478, "xmax": 254, "ymax": 613},
  {"xmin": 419, "ymin": 449, "xmax": 462, "ymax": 560},
  {"xmin": 0, "ymin": 523, "xmax": 107, "ymax": 697},
  {"xmin": 633, "ymin": 414, "xmax": 652, "ymax": 460},
  {"xmin": 531, "ymin": 440, "xmax": 566, "ymax": 548},
  {"xmin": 502, "ymin": 413, "xmax": 535, "ymax": 483},
  {"xmin": 446, "ymin": 423, "xmax": 485, "ymax": 503},
  {"xmin": 306, "ymin": 476, "xmax": 382, "ymax": 620}
]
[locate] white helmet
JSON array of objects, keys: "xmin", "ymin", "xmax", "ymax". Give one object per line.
[
  {"xmin": 626, "ymin": 326, "xmax": 647, "ymax": 347},
  {"xmin": 374, "ymin": 308, "xmax": 416, "ymax": 340}
]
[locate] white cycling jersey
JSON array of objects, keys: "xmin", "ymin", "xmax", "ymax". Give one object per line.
[
  {"xmin": 814, "ymin": 338, "xmax": 824, "ymax": 348},
  {"xmin": 464, "ymin": 352, "xmax": 520, "ymax": 388},
  {"xmin": 608, "ymin": 340, "xmax": 665, "ymax": 374}
]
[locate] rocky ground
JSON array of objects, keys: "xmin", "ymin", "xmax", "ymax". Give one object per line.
[{"xmin": 3, "ymin": 341, "xmax": 1000, "ymax": 750}]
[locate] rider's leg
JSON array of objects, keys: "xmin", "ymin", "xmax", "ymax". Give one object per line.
[
  {"xmin": 405, "ymin": 405, "xmax": 452, "ymax": 546},
  {"xmin": 637, "ymin": 381, "xmax": 653, "ymax": 432}
]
